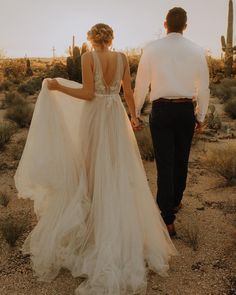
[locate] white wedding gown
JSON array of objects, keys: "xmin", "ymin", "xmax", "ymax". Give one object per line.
[{"xmin": 14, "ymin": 51, "xmax": 178, "ymax": 295}]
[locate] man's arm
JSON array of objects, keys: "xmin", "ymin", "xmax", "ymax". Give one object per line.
[
  {"xmin": 195, "ymin": 49, "xmax": 210, "ymax": 123},
  {"xmin": 134, "ymin": 48, "xmax": 151, "ymax": 117}
]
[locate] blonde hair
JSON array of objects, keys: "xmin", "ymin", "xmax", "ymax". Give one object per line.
[{"xmin": 87, "ymin": 23, "xmax": 114, "ymax": 48}]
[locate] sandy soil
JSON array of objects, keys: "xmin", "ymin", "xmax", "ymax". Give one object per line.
[{"xmin": 0, "ymin": 95, "xmax": 236, "ymax": 295}]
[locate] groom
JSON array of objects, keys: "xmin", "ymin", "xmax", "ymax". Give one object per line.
[{"xmin": 134, "ymin": 7, "xmax": 210, "ymax": 236}]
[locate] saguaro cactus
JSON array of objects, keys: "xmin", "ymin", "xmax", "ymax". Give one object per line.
[
  {"xmin": 67, "ymin": 37, "xmax": 90, "ymax": 83},
  {"xmin": 221, "ymin": 0, "xmax": 236, "ymax": 77},
  {"xmin": 25, "ymin": 58, "xmax": 33, "ymax": 77}
]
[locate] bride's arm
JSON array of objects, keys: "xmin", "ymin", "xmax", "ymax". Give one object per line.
[
  {"xmin": 47, "ymin": 52, "xmax": 95, "ymax": 101},
  {"xmin": 121, "ymin": 54, "xmax": 139, "ymax": 128}
]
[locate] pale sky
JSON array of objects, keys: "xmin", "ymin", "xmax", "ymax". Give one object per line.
[{"xmin": 0, "ymin": 0, "xmax": 235, "ymax": 58}]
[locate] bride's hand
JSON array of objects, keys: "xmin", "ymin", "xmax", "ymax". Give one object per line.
[
  {"xmin": 47, "ymin": 79, "xmax": 60, "ymax": 91},
  {"xmin": 131, "ymin": 117, "xmax": 141, "ymax": 130}
]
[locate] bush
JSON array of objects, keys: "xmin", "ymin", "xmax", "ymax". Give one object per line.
[
  {"xmin": 224, "ymin": 98, "xmax": 236, "ymax": 119},
  {"xmin": 18, "ymin": 77, "xmax": 43, "ymax": 95},
  {"xmin": 207, "ymin": 105, "xmax": 222, "ymax": 130},
  {"xmin": 11, "ymin": 137, "xmax": 26, "ymax": 160},
  {"xmin": 0, "ymin": 214, "xmax": 28, "ymax": 247},
  {"xmin": 4, "ymin": 101, "xmax": 33, "ymax": 128},
  {"xmin": 0, "ymin": 121, "xmax": 15, "ymax": 150},
  {"xmin": 4, "ymin": 91, "xmax": 26, "ymax": 107},
  {"xmin": 47, "ymin": 61, "xmax": 68, "ymax": 79},
  {"xmin": 210, "ymin": 78, "xmax": 236, "ymax": 102},
  {"xmin": 0, "ymin": 80, "xmax": 14, "ymax": 91},
  {"xmin": 134, "ymin": 123, "xmax": 154, "ymax": 161},
  {"xmin": 2, "ymin": 59, "xmax": 25, "ymax": 81},
  {"xmin": 206, "ymin": 142, "xmax": 236, "ymax": 185},
  {"xmin": 0, "ymin": 191, "xmax": 10, "ymax": 207}
]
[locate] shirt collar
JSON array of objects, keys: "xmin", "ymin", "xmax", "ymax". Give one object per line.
[{"xmin": 166, "ymin": 32, "xmax": 183, "ymax": 38}]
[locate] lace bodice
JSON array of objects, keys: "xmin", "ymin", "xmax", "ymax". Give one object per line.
[{"xmin": 92, "ymin": 51, "xmax": 124, "ymax": 95}]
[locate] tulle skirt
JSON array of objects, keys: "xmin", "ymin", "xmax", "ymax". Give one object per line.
[{"xmin": 14, "ymin": 78, "xmax": 178, "ymax": 295}]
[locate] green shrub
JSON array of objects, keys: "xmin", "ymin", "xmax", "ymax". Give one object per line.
[
  {"xmin": 206, "ymin": 142, "xmax": 236, "ymax": 185},
  {"xmin": 4, "ymin": 101, "xmax": 33, "ymax": 128},
  {"xmin": 0, "ymin": 121, "xmax": 15, "ymax": 150},
  {"xmin": 207, "ymin": 105, "xmax": 222, "ymax": 130},
  {"xmin": 47, "ymin": 61, "xmax": 68, "ymax": 79},
  {"xmin": 224, "ymin": 98, "xmax": 236, "ymax": 119},
  {"xmin": 4, "ymin": 91, "xmax": 26, "ymax": 106},
  {"xmin": 18, "ymin": 77, "xmax": 42, "ymax": 95}
]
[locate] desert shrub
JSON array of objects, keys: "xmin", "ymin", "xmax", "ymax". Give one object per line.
[
  {"xmin": 4, "ymin": 91, "xmax": 26, "ymax": 107},
  {"xmin": 0, "ymin": 214, "xmax": 28, "ymax": 247},
  {"xmin": 206, "ymin": 142, "xmax": 236, "ymax": 185},
  {"xmin": 210, "ymin": 78, "xmax": 236, "ymax": 102},
  {"xmin": 2, "ymin": 59, "xmax": 25, "ymax": 81},
  {"xmin": 0, "ymin": 191, "xmax": 10, "ymax": 207},
  {"xmin": 128, "ymin": 54, "xmax": 140, "ymax": 75},
  {"xmin": 182, "ymin": 218, "xmax": 199, "ymax": 251},
  {"xmin": 18, "ymin": 76, "xmax": 42, "ymax": 95},
  {"xmin": 4, "ymin": 101, "xmax": 33, "ymax": 128},
  {"xmin": 0, "ymin": 80, "xmax": 14, "ymax": 91},
  {"xmin": 12, "ymin": 137, "xmax": 26, "ymax": 160},
  {"xmin": 134, "ymin": 124, "xmax": 154, "ymax": 161},
  {"xmin": 0, "ymin": 121, "xmax": 15, "ymax": 150},
  {"xmin": 224, "ymin": 98, "xmax": 236, "ymax": 119},
  {"xmin": 207, "ymin": 105, "xmax": 222, "ymax": 130},
  {"xmin": 46, "ymin": 61, "xmax": 68, "ymax": 79},
  {"xmin": 221, "ymin": 78, "xmax": 236, "ymax": 88}
]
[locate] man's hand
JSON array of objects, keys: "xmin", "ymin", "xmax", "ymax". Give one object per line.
[
  {"xmin": 47, "ymin": 79, "xmax": 60, "ymax": 91},
  {"xmin": 195, "ymin": 120, "xmax": 206, "ymax": 134}
]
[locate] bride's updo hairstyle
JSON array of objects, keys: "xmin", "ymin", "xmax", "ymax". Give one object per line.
[{"xmin": 87, "ymin": 23, "xmax": 114, "ymax": 48}]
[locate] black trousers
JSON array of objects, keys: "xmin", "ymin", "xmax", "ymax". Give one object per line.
[{"xmin": 149, "ymin": 100, "xmax": 196, "ymax": 225}]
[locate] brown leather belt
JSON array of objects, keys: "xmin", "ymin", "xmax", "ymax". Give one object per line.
[{"xmin": 153, "ymin": 97, "xmax": 193, "ymax": 104}]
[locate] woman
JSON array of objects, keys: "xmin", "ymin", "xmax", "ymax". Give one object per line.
[{"xmin": 14, "ymin": 23, "xmax": 178, "ymax": 295}]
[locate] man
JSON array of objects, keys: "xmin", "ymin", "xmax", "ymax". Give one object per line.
[{"xmin": 134, "ymin": 7, "xmax": 210, "ymax": 236}]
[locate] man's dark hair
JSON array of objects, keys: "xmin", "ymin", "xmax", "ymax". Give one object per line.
[{"xmin": 166, "ymin": 7, "xmax": 187, "ymax": 33}]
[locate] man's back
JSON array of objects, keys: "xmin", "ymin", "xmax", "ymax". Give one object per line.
[{"xmin": 134, "ymin": 32, "xmax": 209, "ymax": 122}]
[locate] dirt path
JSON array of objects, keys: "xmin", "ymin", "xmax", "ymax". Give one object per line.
[{"xmin": 0, "ymin": 96, "xmax": 235, "ymax": 295}]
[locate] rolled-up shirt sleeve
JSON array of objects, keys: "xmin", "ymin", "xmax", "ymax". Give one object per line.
[
  {"xmin": 195, "ymin": 50, "xmax": 210, "ymax": 123},
  {"xmin": 134, "ymin": 48, "xmax": 151, "ymax": 117}
]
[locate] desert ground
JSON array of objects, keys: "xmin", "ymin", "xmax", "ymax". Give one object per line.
[{"xmin": 0, "ymin": 89, "xmax": 235, "ymax": 295}]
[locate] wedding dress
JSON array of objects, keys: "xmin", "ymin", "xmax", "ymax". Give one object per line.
[{"xmin": 14, "ymin": 51, "xmax": 178, "ymax": 295}]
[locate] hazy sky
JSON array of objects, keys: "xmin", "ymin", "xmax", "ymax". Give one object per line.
[{"xmin": 0, "ymin": 0, "xmax": 235, "ymax": 57}]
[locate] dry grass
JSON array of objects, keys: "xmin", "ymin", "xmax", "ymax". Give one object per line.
[
  {"xmin": 0, "ymin": 214, "xmax": 28, "ymax": 247},
  {"xmin": 205, "ymin": 142, "xmax": 236, "ymax": 186},
  {"xmin": 0, "ymin": 121, "xmax": 16, "ymax": 150},
  {"xmin": 182, "ymin": 218, "xmax": 200, "ymax": 251}
]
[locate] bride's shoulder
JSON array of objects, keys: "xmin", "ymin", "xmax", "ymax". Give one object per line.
[{"xmin": 116, "ymin": 51, "xmax": 128, "ymax": 64}]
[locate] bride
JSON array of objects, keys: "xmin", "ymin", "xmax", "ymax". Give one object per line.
[{"xmin": 14, "ymin": 23, "xmax": 178, "ymax": 295}]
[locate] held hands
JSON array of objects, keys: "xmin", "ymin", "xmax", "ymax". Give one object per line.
[
  {"xmin": 131, "ymin": 116, "xmax": 142, "ymax": 131},
  {"xmin": 195, "ymin": 120, "xmax": 206, "ymax": 134},
  {"xmin": 47, "ymin": 79, "xmax": 60, "ymax": 91}
]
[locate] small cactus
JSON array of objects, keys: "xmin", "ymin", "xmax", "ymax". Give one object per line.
[
  {"xmin": 25, "ymin": 59, "xmax": 33, "ymax": 77},
  {"xmin": 221, "ymin": 0, "xmax": 236, "ymax": 77}
]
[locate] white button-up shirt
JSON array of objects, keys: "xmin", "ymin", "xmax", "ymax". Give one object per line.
[{"xmin": 134, "ymin": 33, "xmax": 210, "ymax": 122}]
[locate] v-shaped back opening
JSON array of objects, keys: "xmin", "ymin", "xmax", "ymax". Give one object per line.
[{"xmin": 93, "ymin": 51, "xmax": 120, "ymax": 89}]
